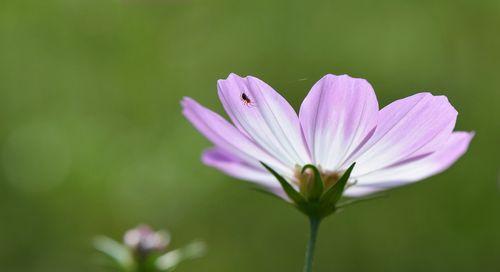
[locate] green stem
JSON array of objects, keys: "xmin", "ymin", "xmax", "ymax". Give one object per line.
[
  {"xmin": 134, "ymin": 256, "xmax": 151, "ymax": 272},
  {"xmin": 303, "ymin": 216, "xmax": 321, "ymax": 272}
]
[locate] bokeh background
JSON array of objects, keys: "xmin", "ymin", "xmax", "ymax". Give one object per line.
[{"xmin": 0, "ymin": 0, "xmax": 499, "ymax": 271}]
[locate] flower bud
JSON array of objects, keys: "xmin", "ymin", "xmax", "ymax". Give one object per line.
[
  {"xmin": 123, "ymin": 225, "xmax": 170, "ymax": 257},
  {"xmin": 297, "ymin": 165, "xmax": 324, "ymax": 201}
]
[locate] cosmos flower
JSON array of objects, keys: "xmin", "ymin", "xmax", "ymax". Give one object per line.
[{"xmin": 182, "ymin": 73, "xmax": 473, "ymax": 203}]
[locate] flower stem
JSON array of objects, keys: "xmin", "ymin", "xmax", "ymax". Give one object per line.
[{"xmin": 303, "ymin": 216, "xmax": 321, "ymax": 272}]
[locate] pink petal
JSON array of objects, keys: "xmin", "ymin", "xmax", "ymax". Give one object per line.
[
  {"xmin": 181, "ymin": 97, "xmax": 293, "ymax": 178},
  {"xmin": 202, "ymin": 147, "xmax": 276, "ymax": 186},
  {"xmin": 202, "ymin": 147, "xmax": 289, "ymax": 200},
  {"xmin": 345, "ymin": 131, "xmax": 474, "ymax": 197},
  {"xmin": 299, "ymin": 74, "xmax": 379, "ymax": 171},
  {"xmin": 217, "ymin": 73, "xmax": 311, "ymax": 167},
  {"xmin": 342, "ymin": 186, "xmax": 381, "ymax": 198},
  {"xmin": 352, "ymin": 93, "xmax": 458, "ymax": 176}
]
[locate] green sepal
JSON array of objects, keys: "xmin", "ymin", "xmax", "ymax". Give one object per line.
[
  {"xmin": 319, "ymin": 163, "xmax": 355, "ymax": 212},
  {"xmin": 301, "ymin": 164, "xmax": 324, "ymax": 201},
  {"xmin": 261, "ymin": 162, "xmax": 360, "ymax": 219},
  {"xmin": 261, "ymin": 162, "xmax": 306, "ymax": 206}
]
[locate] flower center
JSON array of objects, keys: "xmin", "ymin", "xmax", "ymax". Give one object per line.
[{"xmin": 295, "ymin": 165, "xmax": 342, "ymax": 195}]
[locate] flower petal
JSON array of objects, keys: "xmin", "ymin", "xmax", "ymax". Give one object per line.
[
  {"xmin": 202, "ymin": 147, "xmax": 288, "ymax": 200},
  {"xmin": 181, "ymin": 97, "xmax": 293, "ymax": 177},
  {"xmin": 217, "ymin": 73, "xmax": 311, "ymax": 167},
  {"xmin": 202, "ymin": 147, "xmax": 276, "ymax": 185},
  {"xmin": 299, "ymin": 74, "xmax": 379, "ymax": 171},
  {"xmin": 345, "ymin": 131, "xmax": 474, "ymax": 197},
  {"xmin": 352, "ymin": 93, "xmax": 458, "ymax": 176},
  {"xmin": 342, "ymin": 186, "xmax": 382, "ymax": 198}
]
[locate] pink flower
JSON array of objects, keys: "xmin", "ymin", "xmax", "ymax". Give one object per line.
[
  {"xmin": 182, "ymin": 73, "xmax": 473, "ymax": 201},
  {"xmin": 124, "ymin": 225, "xmax": 169, "ymax": 255}
]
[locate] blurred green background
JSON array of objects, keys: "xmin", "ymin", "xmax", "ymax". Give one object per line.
[{"xmin": 0, "ymin": 0, "xmax": 499, "ymax": 271}]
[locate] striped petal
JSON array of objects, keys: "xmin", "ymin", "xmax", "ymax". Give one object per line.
[
  {"xmin": 352, "ymin": 93, "xmax": 458, "ymax": 176},
  {"xmin": 299, "ymin": 74, "xmax": 379, "ymax": 171},
  {"xmin": 181, "ymin": 97, "xmax": 293, "ymax": 178},
  {"xmin": 345, "ymin": 131, "xmax": 474, "ymax": 197},
  {"xmin": 202, "ymin": 147, "xmax": 282, "ymax": 191},
  {"xmin": 217, "ymin": 73, "xmax": 311, "ymax": 167}
]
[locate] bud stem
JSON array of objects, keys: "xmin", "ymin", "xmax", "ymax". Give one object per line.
[
  {"xmin": 136, "ymin": 259, "xmax": 150, "ymax": 272},
  {"xmin": 303, "ymin": 216, "xmax": 321, "ymax": 272}
]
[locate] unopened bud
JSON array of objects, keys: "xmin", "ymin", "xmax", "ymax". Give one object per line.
[
  {"xmin": 297, "ymin": 165, "xmax": 324, "ymax": 201},
  {"xmin": 124, "ymin": 225, "xmax": 170, "ymax": 257}
]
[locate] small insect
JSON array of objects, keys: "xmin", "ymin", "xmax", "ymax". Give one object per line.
[{"xmin": 240, "ymin": 92, "xmax": 255, "ymax": 107}]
